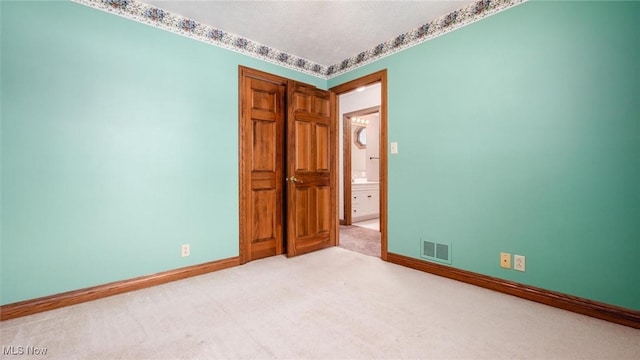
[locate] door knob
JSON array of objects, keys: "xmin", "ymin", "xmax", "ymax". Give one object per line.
[{"xmin": 286, "ymin": 176, "xmax": 303, "ymax": 184}]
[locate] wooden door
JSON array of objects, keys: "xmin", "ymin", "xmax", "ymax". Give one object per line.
[
  {"xmin": 239, "ymin": 68, "xmax": 286, "ymax": 263},
  {"xmin": 286, "ymin": 81, "xmax": 337, "ymax": 256}
]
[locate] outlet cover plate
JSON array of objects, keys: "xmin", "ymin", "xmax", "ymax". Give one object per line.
[
  {"xmin": 181, "ymin": 244, "xmax": 190, "ymax": 257},
  {"xmin": 514, "ymin": 255, "xmax": 525, "ymax": 272},
  {"xmin": 500, "ymin": 252, "xmax": 511, "ymax": 269}
]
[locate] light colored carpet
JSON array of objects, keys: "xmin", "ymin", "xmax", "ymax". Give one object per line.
[
  {"xmin": 339, "ymin": 225, "xmax": 381, "ymax": 258},
  {"xmin": 1, "ymin": 247, "xmax": 638, "ymax": 359},
  {"xmin": 352, "ymin": 219, "xmax": 379, "ymax": 231}
]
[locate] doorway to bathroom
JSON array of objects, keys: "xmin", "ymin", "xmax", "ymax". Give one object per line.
[
  {"xmin": 342, "ymin": 105, "xmax": 380, "ymax": 228},
  {"xmin": 330, "ymin": 70, "xmax": 387, "ymax": 260}
]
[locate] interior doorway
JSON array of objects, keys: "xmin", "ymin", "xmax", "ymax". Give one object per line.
[
  {"xmin": 330, "ymin": 70, "xmax": 388, "ymax": 260},
  {"xmin": 342, "ymin": 105, "xmax": 380, "ymax": 227}
]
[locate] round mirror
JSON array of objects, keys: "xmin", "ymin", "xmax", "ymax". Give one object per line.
[{"xmin": 354, "ymin": 127, "xmax": 366, "ymax": 149}]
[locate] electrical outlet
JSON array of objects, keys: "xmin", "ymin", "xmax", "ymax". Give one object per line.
[
  {"xmin": 514, "ymin": 255, "xmax": 525, "ymax": 272},
  {"xmin": 181, "ymin": 244, "xmax": 190, "ymax": 257},
  {"xmin": 500, "ymin": 252, "xmax": 511, "ymax": 269}
]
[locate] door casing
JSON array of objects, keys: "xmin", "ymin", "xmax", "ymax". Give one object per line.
[{"xmin": 330, "ymin": 70, "xmax": 388, "ymax": 260}]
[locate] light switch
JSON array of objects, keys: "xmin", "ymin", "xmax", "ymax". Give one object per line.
[{"xmin": 390, "ymin": 142, "xmax": 398, "ymax": 154}]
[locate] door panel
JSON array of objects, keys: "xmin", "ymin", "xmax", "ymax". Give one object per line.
[
  {"xmin": 253, "ymin": 189, "xmax": 276, "ymax": 240},
  {"xmin": 253, "ymin": 121, "xmax": 276, "ymax": 171},
  {"xmin": 252, "ymin": 88, "xmax": 276, "ymax": 112},
  {"xmin": 240, "ymin": 70, "xmax": 286, "ymax": 263},
  {"xmin": 315, "ymin": 97, "xmax": 330, "ymax": 116},
  {"xmin": 286, "ymin": 82, "xmax": 336, "ymax": 257},
  {"xmin": 316, "ymin": 124, "xmax": 329, "ymax": 171},
  {"xmin": 295, "ymin": 121, "xmax": 312, "ymax": 171},
  {"xmin": 292, "ymin": 92, "xmax": 311, "ymax": 112},
  {"xmin": 316, "ymin": 186, "xmax": 331, "ymax": 233},
  {"xmin": 295, "ymin": 187, "xmax": 312, "ymax": 237}
]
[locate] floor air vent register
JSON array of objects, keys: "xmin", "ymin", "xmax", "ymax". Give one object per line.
[{"xmin": 421, "ymin": 239, "xmax": 451, "ymax": 264}]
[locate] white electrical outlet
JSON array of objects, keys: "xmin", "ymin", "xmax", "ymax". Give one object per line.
[
  {"xmin": 514, "ymin": 255, "xmax": 525, "ymax": 272},
  {"xmin": 181, "ymin": 244, "xmax": 190, "ymax": 257}
]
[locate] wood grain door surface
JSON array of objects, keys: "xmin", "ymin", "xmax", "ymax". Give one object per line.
[
  {"xmin": 286, "ymin": 81, "xmax": 336, "ymax": 256},
  {"xmin": 240, "ymin": 68, "xmax": 336, "ymax": 262},
  {"xmin": 240, "ymin": 71, "xmax": 286, "ymax": 262}
]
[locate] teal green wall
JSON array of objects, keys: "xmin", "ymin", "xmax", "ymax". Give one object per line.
[
  {"xmin": 331, "ymin": 1, "xmax": 640, "ymax": 310},
  {"xmin": 0, "ymin": 1, "xmax": 324, "ymax": 305},
  {"xmin": 2, "ymin": 0, "xmax": 639, "ymax": 311}
]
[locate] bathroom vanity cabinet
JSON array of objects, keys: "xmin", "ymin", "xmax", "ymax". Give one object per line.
[{"xmin": 351, "ymin": 182, "xmax": 379, "ymax": 222}]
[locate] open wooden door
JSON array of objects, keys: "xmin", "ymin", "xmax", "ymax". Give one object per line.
[
  {"xmin": 239, "ymin": 68, "xmax": 287, "ymax": 263},
  {"xmin": 286, "ymin": 81, "xmax": 337, "ymax": 257}
]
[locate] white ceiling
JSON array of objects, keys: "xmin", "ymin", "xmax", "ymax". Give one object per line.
[{"xmin": 143, "ymin": 0, "xmax": 473, "ymax": 67}]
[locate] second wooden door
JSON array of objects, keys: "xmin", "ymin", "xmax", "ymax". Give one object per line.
[{"xmin": 286, "ymin": 81, "xmax": 336, "ymax": 256}]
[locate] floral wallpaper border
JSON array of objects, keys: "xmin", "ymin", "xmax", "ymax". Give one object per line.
[{"xmin": 73, "ymin": 0, "xmax": 525, "ymax": 79}]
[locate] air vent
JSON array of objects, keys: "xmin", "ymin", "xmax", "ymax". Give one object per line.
[
  {"xmin": 421, "ymin": 239, "xmax": 451, "ymax": 264},
  {"xmin": 423, "ymin": 241, "xmax": 435, "ymax": 258}
]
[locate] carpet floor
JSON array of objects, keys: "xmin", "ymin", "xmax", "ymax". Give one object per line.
[
  {"xmin": 1, "ymin": 247, "xmax": 638, "ymax": 359},
  {"xmin": 339, "ymin": 225, "xmax": 381, "ymax": 258}
]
